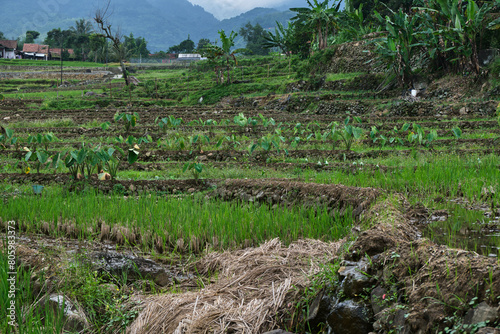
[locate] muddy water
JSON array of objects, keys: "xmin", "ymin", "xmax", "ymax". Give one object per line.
[{"xmin": 421, "ymin": 203, "xmax": 499, "ymax": 257}]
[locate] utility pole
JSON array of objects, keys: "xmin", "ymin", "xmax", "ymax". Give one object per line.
[{"xmin": 60, "ymin": 35, "xmax": 63, "ymax": 85}]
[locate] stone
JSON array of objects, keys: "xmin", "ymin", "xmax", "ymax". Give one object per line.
[
  {"xmin": 188, "ymin": 188, "xmax": 196, "ymax": 193},
  {"xmin": 262, "ymin": 330, "xmax": 295, "ymax": 334},
  {"xmin": 306, "ymin": 291, "xmax": 336, "ymax": 332},
  {"xmin": 327, "ymin": 300, "xmax": 372, "ymax": 334},
  {"xmin": 371, "ymin": 286, "xmax": 388, "ymax": 315},
  {"xmin": 459, "ymin": 107, "xmax": 468, "ymax": 115},
  {"xmin": 476, "ymin": 328, "xmax": 500, "ymax": 334},
  {"xmin": 464, "ymin": 302, "xmax": 497, "ymax": 326},
  {"xmin": 338, "ymin": 259, "xmax": 371, "ymax": 298},
  {"xmin": 37, "ymin": 294, "xmax": 89, "ymax": 332},
  {"xmin": 90, "ymin": 251, "xmax": 173, "ymax": 286},
  {"xmin": 129, "ymin": 184, "xmax": 136, "ymax": 192}
]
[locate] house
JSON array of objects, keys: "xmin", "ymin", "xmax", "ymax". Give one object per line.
[
  {"xmin": 22, "ymin": 43, "xmax": 49, "ymax": 60},
  {"xmin": 177, "ymin": 53, "xmax": 207, "ymax": 62},
  {"xmin": 0, "ymin": 40, "xmax": 19, "ymax": 59}
]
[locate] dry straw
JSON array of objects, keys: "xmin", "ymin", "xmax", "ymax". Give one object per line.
[{"xmin": 128, "ymin": 238, "xmax": 343, "ymax": 334}]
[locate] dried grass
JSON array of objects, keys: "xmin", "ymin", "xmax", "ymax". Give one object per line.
[{"xmin": 128, "ymin": 238, "xmax": 343, "ymax": 334}]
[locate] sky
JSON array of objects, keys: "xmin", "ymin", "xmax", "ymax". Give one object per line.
[{"xmin": 187, "ymin": 0, "xmax": 303, "ymax": 20}]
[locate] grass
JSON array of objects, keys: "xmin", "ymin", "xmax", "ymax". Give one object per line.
[
  {"xmin": 0, "ymin": 59, "xmax": 107, "ymax": 68},
  {"xmin": 0, "ymin": 240, "xmax": 66, "ymax": 333}
]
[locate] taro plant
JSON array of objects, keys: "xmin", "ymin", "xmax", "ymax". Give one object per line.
[
  {"xmin": 65, "ymin": 147, "xmax": 87, "ymax": 179},
  {"xmin": 336, "ymin": 117, "xmax": 364, "ymax": 151},
  {"xmin": 451, "ymin": 126, "xmax": 462, "ymax": 150},
  {"xmin": 323, "ymin": 123, "xmax": 341, "ymax": 151},
  {"xmin": 0, "ymin": 127, "xmax": 17, "ymax": 150},
  {"xmin": 182, "ymin": 162, "xmax": 204, "ymax": 181},
  {"xmin": 114, "ymin": 112, "xmax": 139, "ymax": 133},
  {"xmin": 407, "ymin": 123, "xmax": 438, "ymax": 148},
  {"xmin": 98, "ymin": 146, "xmax": 139, "ymax": 180},
  {"xmin": 369, "ymin": 126, "xmax": 392, "ymax": 149},
  {"xmin": 233, "ymin": 113, "xmax": 257, "ymax": 127},
  {"xmin": 24, "ymin": 148, "xmax": 50, "ymax": 174},
  {"xmin": 27, "ymin": 132, "xmax": 59, "ymax": 151},
  {"xmin": 258, "ymin": 114, "xmax": 275, "ymax": 128},
  {"xmin": 155, "ymin": 115, "xmax": 183, "ymax": 133},
  {"xmin": 258, "ymin": 133, "xmax": 287, "ymax": 162},
  {"xmin": 188, "ymin": 134, "xmax": 210, "ymax": 152}
]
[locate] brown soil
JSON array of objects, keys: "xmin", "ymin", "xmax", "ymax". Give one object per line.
[{"xmin": 349, "ymin": 195, "xmax": 500, "ymax": 333}]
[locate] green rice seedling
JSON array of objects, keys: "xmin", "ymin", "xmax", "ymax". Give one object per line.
[
  {"xmin": 0, "ymin": 238, "xmax": 66, "ymax": 332},
  {"xmin": 1, "ymin": 192, "xmax": 354, "ymax": 251}
]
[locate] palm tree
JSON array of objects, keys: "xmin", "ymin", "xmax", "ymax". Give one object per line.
[
  {"xmin": 71, "ymin": 19, "xmax": 93, "ymax": 61},
  {"xmin": 291, "ymin": 0, "xmax": 342, "ymax": 52}
]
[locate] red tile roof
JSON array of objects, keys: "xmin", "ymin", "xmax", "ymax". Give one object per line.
[
  {"xmin": 0, "ymin": 40, "xmax": 18, "ymax": 49},
  {"xmin": 23, "ymin": 44, "xmax": 49, "ymax": 54}
]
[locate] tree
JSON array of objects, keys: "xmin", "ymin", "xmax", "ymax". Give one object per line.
[
  {"xmin": 239, "ymin": 22, "xmax": 270, "ymax": 56},
  {"xmin": 291, "ymin": 0, "xmax": 343, "ymax": 52},
  {"xmin": 0, "ymin": 32, "xmax": 5, "ymax": 40},
  {"xmin": 93, "ymin": 1, "xmax": 130, "ymax": 85},
  {"xmin": 197, "ymin": 38, "xmax": 211, "ymax": 51},
  {"xmin": 25, "ymin": 30, "xmax": 40, "ymax": 43},
  {"xmin": 44, "ymin": 29, "xmax": 75, "ymax": 48},
  {"xmin": 201, "ymin": 30, "xmax": 244, "ymax": 84},
  {"xmin": 124, "ymin": 33, "xmax": 150, "ymax": 58},
  {"xmin": 168, "ymin": 36, "xmax": 195, "ymax": 53},
  {"xmin": 71, "ymin": 19, "xmax": 93, "ymax": 60},
  {"xmin": 89, "ymin": 33, "xmax": 107, "ymax": 63}
]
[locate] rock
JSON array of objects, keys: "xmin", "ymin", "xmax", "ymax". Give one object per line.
[
  {"xmin": 36, "ymin": 294, "xmax": 89, "ymax": 332},
  {"xmin": 371, "ymin": 286, "xmax": 388, "ymax": 315},
  {"xmin": 188, "ymin": 188, "xmax": 196, "ymax": 193},
  {"xmin": 464, "ymin": 302, "xmax": 497, "ymax": 326},
  {"xmin": 476, "ymin": 328, "xmax": 500, "ymax": 334},
  {"xmin": 327, "ymin": 300, "xmax": 372, "ymax": 334},
  {"xmin": 338, "ymin": 259, "xmax": 371, "ymax": 298},
  {"xmin": 262, "ymin": 330, "xmax": 295, "ymax": 334},
  {"xmin": 3, "ymin": 117, "xmax": 10, "ymax": 120},
  {"xmin": 306, "ymin": 291, "xmax": 336, "ymax": 331},
  {"xmin": 91, "ymin": 251, "xmax": 173, "ymax": 286},
  {"xmin": 459, "ymin": 107, "xmax": 468, "ymax": 115},
  {"xmin": 129, "ymin": 184, "xmax": 136, "ymax": 192}
]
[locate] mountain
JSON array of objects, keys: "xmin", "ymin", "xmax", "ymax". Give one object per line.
[{"xmin": 0, "ymin": 0, "xmax": 295, "ymax": 52}]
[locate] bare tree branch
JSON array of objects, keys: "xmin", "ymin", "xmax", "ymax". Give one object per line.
[{"xmin": 93, "ymin": 0, "xmax": 129, "ymax": 85}]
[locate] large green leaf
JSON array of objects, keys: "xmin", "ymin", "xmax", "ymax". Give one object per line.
[
  {"xmin": 36, "ymin": 151, "xmax": 49, "ymax": 164},
  {"xmin": 127, "ymin": 149, "xmax": 139, "ymax": 164}
]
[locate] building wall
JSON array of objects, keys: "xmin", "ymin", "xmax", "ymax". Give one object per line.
[{"xmin": 4, "ymin": 50, "xmax": 16, "ymax": 59}]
